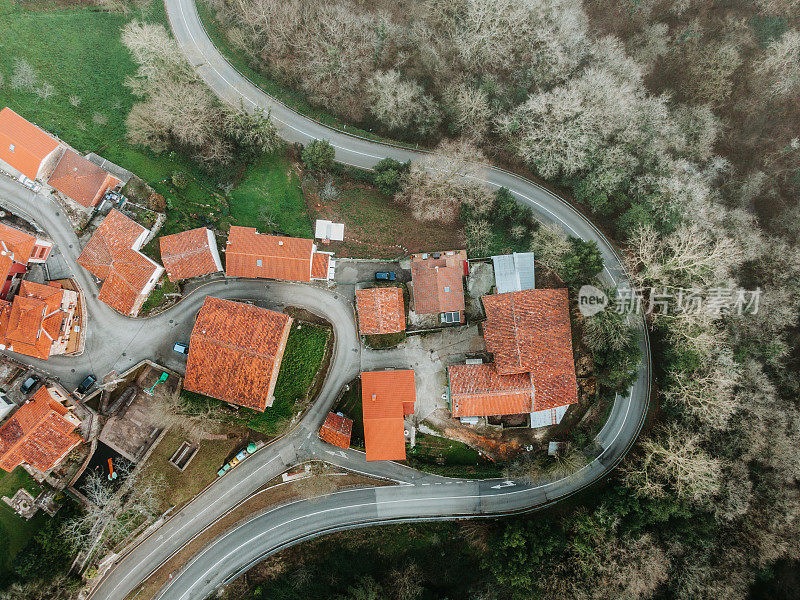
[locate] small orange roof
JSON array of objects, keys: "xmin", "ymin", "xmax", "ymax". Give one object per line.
[
  {"xmin": 310, "ymin": 252, "xmax": 330, "ymax": 280},
  {"xmin": 355, "ymin": 287, "xmax": 405, "ymax": 335},
  {"xmin": 0, "ymin": 222, "xmax": 39, "ymax": 265},
  {"xmin": 361, "ymin": 370, "xmax": 415, "ymax": 461},
  {"xmin": 482, "ymin": 288, "xmax": 578, "ymax": 410},
  {"xmin": 319, "ymin": 412, "xmax": 353, "ymax": 449},
  {"xmin": 159, "ymin": 228, "xmax": 221, "ymax": 282},
  {"xmin": 184, "ymin": 297, "xmax": 293, "ymax": 412},
  {"xmin": 448, "ymin": 363, "xmax": 534, "ymax": 417},
  {"xmin": 0, "ymin": 107, "xmax": 60, "ymax": 180},
  {"xmin": 411, "ymin": 251, "xmax": 467, "ymax": 315},
  {"xmin": 225, "ymin": 227, "xmax": 315, "ymax": 282},
  {"xmin": 48, "ymin": 150, "xmax": 120, "ymax": 208},
  {"xmin": 0, "ymin": 386, "xmax": 82, "ymax": 473},
  {"xmin": 77, "ymin": 210, "xmax": 162, "ymax": 315},
  {"xmin": 0, "ymin": 281, "xmax": 66, "ymax": 360}
]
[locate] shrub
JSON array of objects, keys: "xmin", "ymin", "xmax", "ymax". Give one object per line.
[
  {"xmin": 171, "ymin": 171, "xmax": 189, "ymax": 190},
  {"xmin": 301, "ymin": 139, "xmax": 336, "ymax": 172}
]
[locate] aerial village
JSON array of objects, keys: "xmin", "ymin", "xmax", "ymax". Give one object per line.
[{"xmin": 0, "ymin": 106, "xmax": 583, "ymax": 533}]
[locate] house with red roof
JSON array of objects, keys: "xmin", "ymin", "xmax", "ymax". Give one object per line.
[
  {"xmin": 0, "ymin": 223, "xmax": 53, "ymax": 298},
  {"xmin": 410, "ymin": 250, "xmax": 467, "ymax": 324},
  {"xmin": 224, "ymin": 226, "xmax": 333, "ymax": 282},
  {"xmin": 48, "ymin": 149, "xmax": 121, "ymax": 209},
  {"xmin": 0, "ymin": 385, "xmax": 83, "ymax": 474},
  {"xmin": 355, "ymin": 287, "xmax": 405, "ymax": 335},
  {"xmin": 0, "ymin": 107, "xmax": 63, "ymax": 181},
  {"xmin": 0, "ymin": 281, "xmax": 79, "ymax": 360},
  {"xmin": 77, "ymin": 210, "xmax": 164, "ymax": 316},
  {"xmin": 319, "ymin": 412, "xmax": 353, "ymax": 449},
  {"xmin": 452, "ymin": 288, "xmax": 578, "ymax": 427},
  {"xmin": 184, "ymin": 297, "xmax": 293, "ymax": 412},
  {"xmin": 361, "ymin": 370, "xmax": 415, "ymax": 461},
  {"xmin": 159, "ymin": 228, "xmax": 223, "ymax": 282}
]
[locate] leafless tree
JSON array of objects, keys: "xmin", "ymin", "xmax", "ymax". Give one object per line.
[
  {"xmin": 754, "ymin": 28, "xmax": 800, "ymax": 99},
  {"xmin": 528, "ymin": 222, "xmax": 570, "ymax": 271},
  {"xmin": 0, "ymin": 576, "xmax": 80, "ymax": 600},
  {"xmin": 11, "ymin": 58, "xmax": 38, "ymax": 91}
]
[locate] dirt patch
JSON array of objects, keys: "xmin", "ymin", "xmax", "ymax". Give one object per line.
[
  {"xmin": 308, "ymin": 178, "xmax": 465, "ymax": 259},
  {"xmin": 122, "ymin": 470, "xmax": 393, "ymax": 600}
]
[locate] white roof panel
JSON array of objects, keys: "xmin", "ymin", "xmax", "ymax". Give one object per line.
[{"xmin": 492, "ymin": 252, "xmax": 535, "ymax": 293}]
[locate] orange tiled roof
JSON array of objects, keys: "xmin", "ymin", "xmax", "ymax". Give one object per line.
[
  {"xmin": 319, "ymin": 412, "xmax": 353, "ymax": 449},
  {"xmin": 0, "ymin": 222, "xmax": 40, "ymax": 265},
  {"xmin": 411, "ymin": 251, "xmax": 467, "ymax": 315},
  {"xmin": 77, "ymin": 210, "xmax": 162, "ymax": 315},
  {"xmin": 48, "ymin": 150, "xmax": 120, "ymax": 208},
  {"xmin": 482, "ymin": 288, "xmax": 578, "ymax": 410},
  {"xmin": 0, "ymin": 281, "xmax": 66, "ymax": 360},
  {"xmin": 159, "ymin": 228, "xmax": 221, "ymax": 282},
  {"xmin": 361, "ymin": 370, "xmax": 415, "ymax": 461},
  {"xmin": 448, "ymin": 363, "xmax": 534, "ymax": 417},
  {"xmin": 310, "ymin": 252, "xmax": 330, "ymax": 280},
  {"xmin": 184, "ymin": 297, "xmax": 293, "ymax": 412},
  {"xmin": 225, "ymin": 227, "xmax": 315, "ymax": 282},
  {"xmin": 0, "ymin": 386, "xmax": 82, "ymax": 473},
  {"xmin": 0, "ymin": 107, "xmax": 60, "ymax": 180},
  {"xmin": 355, "ymin": 287, "xmax": 405, "ymax": 335}
]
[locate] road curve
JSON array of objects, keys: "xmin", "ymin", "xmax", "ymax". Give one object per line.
[{"xmin": 28, "ymin": 1, "xmax": 655, "ymax": 598}]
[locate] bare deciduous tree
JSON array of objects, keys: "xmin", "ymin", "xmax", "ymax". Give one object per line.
[{"xmin": 754, "ymin": 28, "xmax": 800, "ymax": 99}]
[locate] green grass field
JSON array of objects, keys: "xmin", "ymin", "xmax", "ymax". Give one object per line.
[
  {"xmin": 0, "ymin": 468, "xmax": 45, "ymax": 576},
  {"xmin": 406, "ymin": 433, "xmax": 503, "ymax": 479},
  {"xmin": 0, "ymin": 0, "xmax": 309, "ymax": 240}
]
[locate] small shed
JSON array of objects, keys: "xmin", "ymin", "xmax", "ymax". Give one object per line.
[
  {"xmin": 319, "ymin": 412, "xmax": 353, "ymax": 449},
  {"xmin": 492, "ymin": 252, "xmax": 535, "ymax": 294},
  {"xmin": 315, "ymin": 219, "xmax": 345, "ymax": 242}
]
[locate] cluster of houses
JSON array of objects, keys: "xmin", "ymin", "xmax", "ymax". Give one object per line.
[
  {"xmin": 346, "ymin": 249, "xmax": 578, "ymax": 461},
  {"xmin": 0, "ymin": 105, "xmax": 579, "ymax": 481}
]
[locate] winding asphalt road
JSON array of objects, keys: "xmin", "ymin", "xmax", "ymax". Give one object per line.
[{"xmin": 0, "ymin": 2, "xmax": 651, "ymax": 598}]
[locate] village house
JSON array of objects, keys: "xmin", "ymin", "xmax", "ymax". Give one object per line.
[
  {"xmin": 0, "ymin": 281, "xmax": 79, "ymax": 360},
  {"xmin": 159, "ymin": 227, "xmax": 223, "ymax": 282},
  {"xmin": 224, "ymin": 226, "xmax": 333, "ymax": 282},
  {"xmin": 410, "ymin": 250, "xmax": 468, "ymax": 325},
  {"xmin": 355, "ymin": 286, "xmax": 406, "ymax": 335},
  {"xmin": 48, "ymin": 149, "xmax": 121, "ymax": 209},
  {"xmin": 0, "ymin": 107, "xmax": 63, "ymax": 183},
  {"xmin": 0, "ymin": 385, "xmax": 83, "ymax": 474},
  {"xmin": 183, "ymin": 297, "xmax": 293, "ymax": 411},
  {"xmin": 0, "ymin": 222, "xmax": 53, "ymax": 298},
  {"xmin": 448, "ymin": 288, "xmax": 578, "ymax": 427},
  {"xmin": 361, "ymin": 369, "xmax": 416, "ymax": 461},
  {"xmin": 77, "ymin": 209, "xmax": 163, "ymax": 316}
]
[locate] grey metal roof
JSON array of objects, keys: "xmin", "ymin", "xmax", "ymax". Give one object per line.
[{"xmin": 492, "ymin": 252, "xmax": 535, "ymax": 293}]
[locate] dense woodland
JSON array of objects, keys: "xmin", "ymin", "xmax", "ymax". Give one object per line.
[{"xmin": 197, "ymin": 0, "xmax": 800, "ymax": 598}]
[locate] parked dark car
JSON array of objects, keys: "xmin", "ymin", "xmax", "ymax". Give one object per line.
[
  {"xmin": 76, "ymin": 374, "xmax": 97, "ymax": 396},
  {"xmin": 375, "ymin": 271, "xmax": 396, "ymax": 281},
  {"xmin": 19, "ymin": 374, "xmax": 40, "ymax": 395},
  {"xmin": 173, "ymin": 342, "xmax": 190, "ymax": 355}
]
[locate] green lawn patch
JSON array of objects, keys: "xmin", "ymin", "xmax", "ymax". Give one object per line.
[
  {"xmin": 139, "ymin": 276, "xmax": 179, "ymax": 315},
  {"xmin": 182, "ymin": 322, "xmax": 330, "ymax": 436},
  {"xmin": 228, "ymin": 153, "xmax": 311, "ymax": 237},
  {"xmin": 0, "ymin": 468, "xmax": 45, "ymax": 577},
  {"xmin": 406, "ymin": 433, "xmax": 503, "ymax": 479}
]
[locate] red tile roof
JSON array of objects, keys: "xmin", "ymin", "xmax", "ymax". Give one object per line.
[
  {"xmin": 319, "ymin": 412, "xmax": 353, "ymax": 449},
  {"xmin": 159, "ymin": 228, "xmax": 221, "ymax": 282},
  {"xmin": 184, "ymin": 297, "xmax": 293, "ymax": 412},
  {"xmin": 482, "ymin": 288, "xmax": 578, "ymax": 410},
  {"xmin": 0, "ymin": 281, "xmax": 67, "ymax": 360},
  {"xmin": 0, "ymin": 107, "xmax": 60, "ymax": 180},
  {"xmin": 0, "ymin": 223, "xmax": 41, "ymax": 266},
  {"xmin": 355, "ymin": 287, "xmax": 405, "ymax": 335},
  {"xmin": 77, "ymin": 210, "xmax": 162, "ymax": 315},
  {"xmin": 225, "ymin": 227, "xmax": 315, "ymax": 282},
  {"xmin": 448, "ymin": 363, "xmax": 534, "ymax": 417},
  {"xmin": 361, "ymin": 370, "xmax": 415, "ymax": 461},
  {"xmin": 310, "ymin": 252, "xmax": 330, "ymax": 280},
  {"xmin": 411, "ymin": 251, "xmax": 467, "ymax": 315},
  {"xmin": 48, "ymin": 150, "xmax": 120, "ymax": 208},
  {"xmin": 0, "ymin": 386, "xmax": 82, "ymax": 473}
]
